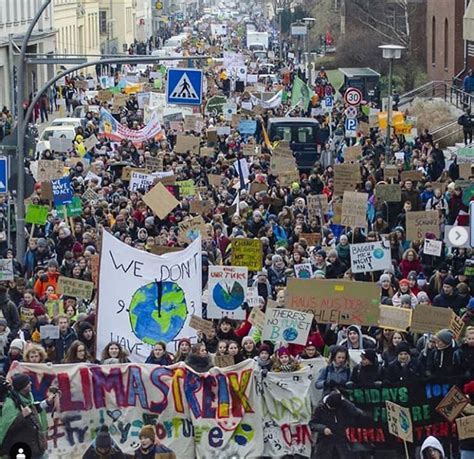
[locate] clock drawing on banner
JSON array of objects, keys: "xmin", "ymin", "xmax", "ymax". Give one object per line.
[{"xmin": 129, "ymin": 281, "xmax": 188, "ymax": 344}]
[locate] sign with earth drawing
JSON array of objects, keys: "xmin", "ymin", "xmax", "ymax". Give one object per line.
[
  {"xmin": 207, "ymin": 266, "xmax": 248, "ymax": 320},
  {"xmin": 97, "ymin": 230, "xmax": 202, "ymax": 361},
  {"xmin": 262, "ymin": 308, "xmax": 313, "ymax": 346}
]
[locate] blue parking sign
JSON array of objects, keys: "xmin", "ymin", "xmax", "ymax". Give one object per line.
[
  {"xmin": 166, "ymin": 68, "xmax": 203, "ymax": 106},
  {"xmin": 0, "ymin": 157, "xmax": 7, "ymax": 193},
  {"xmin": 325, "ymin": 96, "xmax": 333, "ymax": 108}
]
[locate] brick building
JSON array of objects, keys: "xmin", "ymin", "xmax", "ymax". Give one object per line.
[{"xmin": 426, "ymin": 0, "xmax": 474, "ymax": 83}]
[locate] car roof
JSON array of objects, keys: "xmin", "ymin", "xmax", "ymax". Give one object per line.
[
  {"xmin": 268, "ymin": 117, "xmax": 319, "ymax": 125},
  {"xmin": 42, "ymin": 125, "xmax": 77, "ymax": 131}
]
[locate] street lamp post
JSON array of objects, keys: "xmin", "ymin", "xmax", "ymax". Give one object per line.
[
  {"xmin": 379, "ymin": 44, "xmax": 404, "ymax": 162},
  {"xmin": 16, "ymin": 0, "xmax": 52, "ymax": 261},
  {"xmin": 276, "ymin": 7, "xmax": 284, "ymax": 60},
  {"xmin": 303, "ymin": 17, "xmax": 316, "ymax": 86}
]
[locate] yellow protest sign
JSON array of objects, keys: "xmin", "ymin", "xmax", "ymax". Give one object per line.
[{"xmin": 231, "ymin": 238, "xmax": 263, "ymax": 271}]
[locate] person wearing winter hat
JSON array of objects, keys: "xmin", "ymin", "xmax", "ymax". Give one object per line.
[
  {"xmin": 134, "ymin": 424, "xmax": 177, "ymax": 459},
  {"xmin": 77, "ymin": 320, "xmax": 96, "ymax": 356},
  {"xmin": 380, "ymin": 273, "xmax": 396, "ymax": 298},
  {"xmin": 392, "ymin": 279, "xmax": 418, "ymax": 308},
  {"xmin": 0, "ymin": 373, "xmax": 58, "ymax": 458},
  {"xmin": 33, "ymin": 258, "xmax": 59, "ymax": 300},
  {"xmin": 417, "ymin": 291, "xmax": 431, "ymax": 306},
  {"xmin": 384, "ymin": 342, "xmax": 419, "ymax": 383},
  {"xmin": 420, "ymin": 435, "xmax": 445, "ymax": 458},
  {"xmin": 311, "ymin": 390, "xmax": 366, "ymax": 459},
  {"xmin": 256, "ymin": 343, "xmax": 273, "ymax": 376},
  {"xmin": 83, "ymin": 425, "xmax": 125, "ymax": 458},
  {"xmin": 1, "ymin": 338, "xmax": 25, "ymax": 374},
  {"xmin": 174, "ymin": 338, "xmax": 192, "ymax": 362},
  {"xmin": 425, "ymin": 329, "xmax": 458, "ymax": 378},
  {"xmin": 433, "ymin": 277, "xmax": 465, "ymax": 314},
  {"xmin": 350, "ymin": 349, "xmax": 383, "ymax": 387},
  {"xmin": 272, "ymin": 346, "xmax": 301, "ymax": 372}
]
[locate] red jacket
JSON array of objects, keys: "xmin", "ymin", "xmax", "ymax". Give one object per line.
[{"xmin": 399, "ymin": 259, "xmax": 422, "ymax": 279}]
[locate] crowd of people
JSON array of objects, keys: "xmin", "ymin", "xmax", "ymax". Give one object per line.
[{"xmin": 0, "ymin": 4, "xmax": 473, "ymax": 459}]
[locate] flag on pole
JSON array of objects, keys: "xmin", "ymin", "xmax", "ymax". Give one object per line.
[{"xmin": 291, "ymin": 76, "xmax": 312, "ymax": 109}]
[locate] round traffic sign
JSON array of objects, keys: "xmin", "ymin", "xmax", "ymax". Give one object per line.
[
  {"xmin": 344, "ymin": 87, "xmax": 363, "ymax": 106},
  {"xmin": 344, "ymin": 106, "xmax": 358, "ymax": 119},
  {"xmin": 447, "ymin": 226, "xmax": 469, "ymax": 247}
]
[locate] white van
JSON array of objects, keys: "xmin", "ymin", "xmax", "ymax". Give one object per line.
[
  {"xmin": 50, "ymin": 118, "xmax": 83, "ymax": 128},
  {"xmin": 36, "ymin": 125, "xmax": 77, "ymax": 155}
]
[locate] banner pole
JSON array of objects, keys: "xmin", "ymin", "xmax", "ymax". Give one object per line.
[{"xmin": 403, "ymin": 440, "xmax": 409, "ymax": 459}]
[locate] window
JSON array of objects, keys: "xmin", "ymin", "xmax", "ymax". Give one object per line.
[
  {"xmin": 444, "ymin": 18, "xmax": 449, "ymax": 69},
  {"xmin": 431, "ymin": 16, "xmax": 436, "ymax": 64},
  {"xmin": 99, "ymin": 10, "xmax": 107, "ymax": 34}
]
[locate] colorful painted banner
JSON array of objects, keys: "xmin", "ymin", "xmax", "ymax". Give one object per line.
[
  {"xmin": 262, "ymin": 308, "xmax": 313, "ymax": 345},
  {"xmin": 99, "ymin": 108, "xmax": 162, "ymax": 143},
  {"xmin": 9, "ymin": 360, "xmax": 262, "ymax": 459},
  {"xmin": 350, "ymin": 241, "xmax": 391, "ymax": 273},
  {"xmin": 97, "ymin": 231, "xmax": 202, "ymax": 361},
  {"xmin": 207, "ymin": 266, "xmax": 248, "ymax": 320}
]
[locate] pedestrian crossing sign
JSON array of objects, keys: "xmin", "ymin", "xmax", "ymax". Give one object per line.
[{"xmin": 166, "ymin": 68, "xmax": 203, "ymax": 106}]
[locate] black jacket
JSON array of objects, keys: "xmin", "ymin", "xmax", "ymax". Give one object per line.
[
  {"xmin": 350, "ymin": 362, "xmax": 383, "ymax": 386},
  {"xmin": 384, "ymin": 360, "xmax": 419, "ymax": 383},
  {"xmin": 454, "ymin": 343, "xmax": 474, "ymax": 378},
  {"xmin": 185, "ymin": 354, "xmax": 213, "ymax": 373},
  {"xmin": 428, "ymin": 341, "xmax": 458, "ymax": 377},
  {"xmin": 0, "ymin": 292, "xmax": 19, "ymax": 339},
  {"xmin": 432, "ymin": 291, "xmax": 465, "ymax": 315}
]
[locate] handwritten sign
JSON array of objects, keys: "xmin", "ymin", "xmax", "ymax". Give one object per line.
[
  {"xmin": 307, "ymin": 194, "xmax": 329, "ymax": 219},
  {"xmin": 378, "ymin": 305, "xmax": 412, "ymax": 332},
  {"xmin": 231, "ymin": 238, "xmax": 263, "ymax": 271},
  {"xmin": 456, "ymin": 415, "xmax": 474, "ymax": 440},
  {"xmin": 0, "ymin": 259, "xmax": 14, "ymax": 281},
  {"xmin": 287, "ymin": 279, "xmax": 380, "ymax": 326},
  {"xmin": 37, "ymin": 159, "xmax": 65, "ymax": 182},
  {"xmin": 410, "ymin": 305, "xmax": 453, "ymax": 334},
  {"xmin": 40, "ymin": 325, "xmax": 60, "ymax": 340},
  {"xmin": 341, "ymin": 191, "xmax": 368, "ymax": 229},
  {"xmin": 406, "ymin": 210, "xmax": 440, "ymax": 240},
  {"xmin": 334, "ymin": 164, "xmax": 360, "ymax": 196},
  {"xmin": 20, "ymin": 307, "xmax": 35, "ymax": 322},
  {"xmin": 189, "ymin": 315, "xmax": 215, "ymax": 336},
  {"xmin": 386, "ymin": 401, "xmax": 413, "ymax": 442},
  {"xmin": 299, "ymin": 233, "xmax": 321, "ymax": 246},
  {"xmin": 248, "ymin": 307, "xmax": 265, "ymax": 331},
  {"xmin": 178, "ymin": 216, "xmax": 209, "ymax": 244},
  {"xmin": 436, "ymin": 386, "xmax": 469, "ymax": 422},
  {"xmin": 375, "ymin": 184, "xmax": 402, "ymax": 202},
  {"xmin": 350, "ymin": 241, "xmax": 391, "ymax": 273},
  {"xmin": 423, "ymin": 239, "xmax": 442, "ymax": 257},
  {"xmin": 57, "ymin": 276, "xmax": 94, "ymax": 300},
  {"xmin": 262, "ymin": 308, "xmax": 313, "ymax": 345}
]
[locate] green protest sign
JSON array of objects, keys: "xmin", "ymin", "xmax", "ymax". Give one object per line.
[
  {"xmin": 205, "ymin": 96, "xmax": 227, "ymax": 115},
  {"xmin": 56, "ymin": 196, "xmax": 83, "ymax": 218},
  {"xmin": 25, "ymin": 204, "xmax": 49, "ymax": 225}
]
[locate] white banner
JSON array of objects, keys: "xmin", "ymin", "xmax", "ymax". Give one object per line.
[
  {"xmin": 207, "ymin": 266, "xmax": 248, "ymax": 320},
  {"xmin": 97, "ymin": 231, "xmax": 202, "ymax": 361},
  {"xmin": 349, "ymin": 241, "xmax": 391, "ymax": 273},
  {"xmin": 261, "ymin": 367, "xmax": 313, "ymax": 457}
]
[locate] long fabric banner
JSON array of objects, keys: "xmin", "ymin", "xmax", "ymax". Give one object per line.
[
  {"xmin": 97, "ymin": 231, "xmax": 202, "ymax": 361},
  {"xmin": 7, "ymin": 363, "xmax": 469, "ymax": 458},
  {"xmin": 99, "ymin": 108, "xmax": 162, "ymax": 142},
  {"xmin": 9, "ymin": 361, "xmax": 262, "ymax": 459}
]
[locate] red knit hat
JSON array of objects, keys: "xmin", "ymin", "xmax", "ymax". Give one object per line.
[
  {"xmin": 464, "ymin": 381, "xmax": 474, "ymax": 395},
  {"xmin": 277, "ymin": 347, "xmax": 291, "ymax": 357}
]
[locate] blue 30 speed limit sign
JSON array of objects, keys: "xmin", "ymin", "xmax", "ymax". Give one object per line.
[{"xmin": 344, "ymin": 87, "xmax": 363, "ymax": 106}]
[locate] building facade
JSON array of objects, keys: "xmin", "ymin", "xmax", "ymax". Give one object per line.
[
  {"xmin": 426, "ymin": 0, "xmax": 474, "ymax": 82},
  {"xmin": 0, "ymin": 0, "xmax": 56, "ymax": 110}
]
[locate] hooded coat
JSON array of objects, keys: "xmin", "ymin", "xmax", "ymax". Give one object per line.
[
  {"xmin": 338, "ymin": 325, "xmax": 376, "ymax": 350},
  {"xmin": 420, "ymin": 436, "xmax": 445, "ymax": 458}
]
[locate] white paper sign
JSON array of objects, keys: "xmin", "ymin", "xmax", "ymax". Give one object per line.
[
  {"xmin": 262, "ymin": 308, "xmax": 313, "ymax": 345},
  {"xmin": 207, "ymin": 266, "xmax": 248, "ymax": 320},
  {"xmin": 350, "ymin": 241, "xmax": 391, "ymax": 273},
  {"xmin": 424, "ymin": 239, "xmax": 443, "ymax": 257},
  {"xmin": 0, "ymin": 259, "xmax": 14, "ymax": 281},
  {"xmin": 294, "ymin": 263, "xmax": 313, "ymax": 279},
  {"xmin": 129, "ymin": 172, "xmax": 155, "ymax": 193}
]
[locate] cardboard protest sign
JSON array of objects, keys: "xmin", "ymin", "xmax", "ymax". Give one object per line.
[
  {"xmin": 307, "ymin": 194, "xmax": 329, "ymax": 219},
  {"xmin": 190, "ymin": 199, "xmax": 213, "ymax": 215},
  {"xmin": 287, "ymin": 279, "xmax": 380, "ymax": 326},
  {"xmin": 184, "ymin": 115, "xmax": 197, "ymax": 131},
  {"xmin": 175, "ymin": 135, "xmax": 201, "ymax": 154},
  {"xmin": 51, "ymin": 177, "xmax": 73, "ymax": 207},
  {"xmin": 423, "ymin": 239, "xmax": 442, "ymax": 257},
  {"xmin": 378, "ymin": 305, "xmax": 412, "ymax": 332},
  {"xmin": 207, "ymin": 266, "xmax": 248, "ymax": 320},
  {"xmin": 121, "ymin": 167, "xmax": 147, "ymax": 181},
  {"xmin": 350, "ymin": 241, "xmax": 391, "ymax": 273},
  {"xmin": 334, "ymin": 164, "xmax": 360, "ymax": 196},
  {"xmin": 384, "ymin": 165, "xmax": 399, "ymax": 180},
  {"xmin": 262, "ymin": 308, "xmax": 313, "ymax": 345},
  {"xmin": 401, "ymin": 170, "xmax": 423, "ymax": 182},
  {"xmin": 248, "ymin": 307, "xmax": 265, "ymax": 331},
  {"xmin": 410, "ymin": 305, "xmax": 453, "ymax": 334},
  {"xmin": 57, "ymin": 276, "xmax": 94, "ymax": 300},
  {"xmin": 83, "ymin": 135, "xmax": 98, "ymax": 151},
  {"xmin": 435, "ymin": 386, "xmax": 469, "ymax": 422},
  {"xmin": 142, "ymin": 182, "xmax": 180, "ymax": 219},
  {"xmin": 456, "ymin": 416, "xmax": 474, "ymax": 440},
  {"xmin": 344, "ymin": 144, "xmax": 363, "ymax": 162},
  {"xmin": 37, "ymin": 159, "xmax": 64, "ymax": 182},
  {"xmin": 25, "ymin": 204, "xmax": 49, "ymax": 225},
  {"xmin": 450, "ymin": 312, "xmax": 465, "ymax": 340},
  {"xmin": 189, "ymin": 315, "xmax": 215, "ymax": 336},
  {"xmin": 406, "ymin": 211, "xmax": 440, "ymax": 240},
  {"xmin": 294, "ymin": 263, "xmax": 313, "ymax": 279},
  {"xmin": 46, "ymin": 299, "xmax": 64, "ymax": 317},
  {"xmin": 145, "ymin": 155, "xmax": 163, "ymax": 172},
  {"xmin": 375, "ymin": 184, "xmax": 402, "ymax": 202},
  {"xmin": 82, "ymin": 188, "xmax": 100, "ymax": 204},
  {"xmin": 178, "ymin": 216, "xmax": 208, "ymax": 245},
  {"xmin": 200, "ymin": 147, "xmax": 215, "ymax": 157},
  {"xmin": 214, "ymin": 355, "xmax": 235, "ymax": 368},
  {"xmin": 231, "ymin": 238, "xmax": 263, "ymax": 271},
  {"xmin": 299, "ymin": 233, "xmax": 321, "ymax": 246},
  {"xmin": 341, "ymin": 191, "xmax": 368, "ymax": 229},
  {"xmin": 0, "ymin": 259, "xmax": 14, "ymax": 281},
  {"xmin": 40, "ymin": 325, "xmax": 60, "ymax": 340},
  {"xmin": 386, "ymin": 401, "xmax": 413, "ymax": 442},
  {"xmin": 148, "ymin": 245, "xmax": 183, "ymax": 256},
  {"xmin": 249, "ymin": 182, "xmax": 268, "ymax": 195}
]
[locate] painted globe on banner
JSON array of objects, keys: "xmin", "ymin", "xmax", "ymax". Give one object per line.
[{"xmin": 129, "ymin": 281, "xmax": 187, "ymax": 344}]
